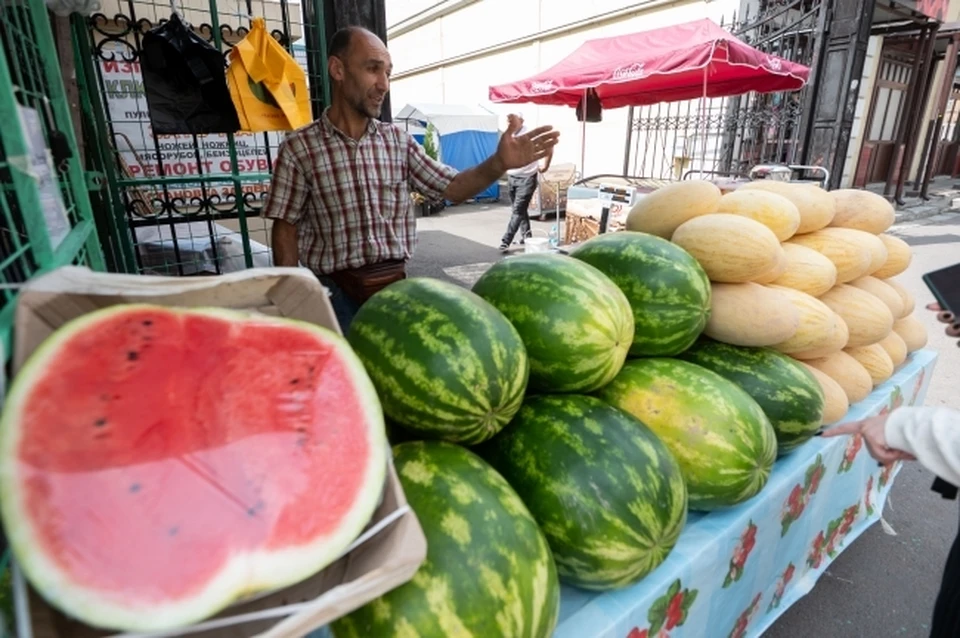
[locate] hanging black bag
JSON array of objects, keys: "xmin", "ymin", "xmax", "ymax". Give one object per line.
[{"xmin": 140, "ymin": 12, "xmax": 241, "ymax": 135}]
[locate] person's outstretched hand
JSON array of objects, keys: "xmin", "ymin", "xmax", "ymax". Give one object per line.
[
  {"xmin": 926, "ymin": 302, "xmax": 960, "ymax": 340},
  {"xmin": 496, "ymin": 114, "xmax": 560, "ymax": 171},
  {"xmin": 822, "ymin": 414, "xmax": 916, "ymax": 466}
]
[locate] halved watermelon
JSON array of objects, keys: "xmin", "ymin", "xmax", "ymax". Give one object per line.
[{"xmin": 0, "ymin": 304, "xmax": 387, "ymax": 632}]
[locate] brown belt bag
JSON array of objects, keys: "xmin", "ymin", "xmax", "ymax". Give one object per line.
[{"xmin": 328, "ymin": 259, "xmax": 406, "ymax": 304}]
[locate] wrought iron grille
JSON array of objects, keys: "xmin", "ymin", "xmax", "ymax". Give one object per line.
[
  {"xmin": 0, "ymin": 1, "xmax": 104, "ymax": 360},
  {"xmin": 75, "ymin": 0, "xmax": 328, "ymax": 276},
  {"xmin": 624, "ymin": 0, "xmax": 824, "ymax": 180}
]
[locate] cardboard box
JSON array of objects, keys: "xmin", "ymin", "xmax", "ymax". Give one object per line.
[{"xmin": 8, "ymin": 266, "xmax": 426, "ymax": 638}]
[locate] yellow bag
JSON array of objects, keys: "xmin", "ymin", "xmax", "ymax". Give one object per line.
[{"xmin": 227, "ymin": 17, "xmax": 311, "ymax": 132}]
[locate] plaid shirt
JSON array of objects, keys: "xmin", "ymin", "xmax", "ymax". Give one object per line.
[{"xmin": 261, "ymin": 108, "xmax": 459, "ymax": 275}]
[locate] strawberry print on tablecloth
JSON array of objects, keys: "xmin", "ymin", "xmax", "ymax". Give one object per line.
[
  {"xmin": 626, "ymin": 579, "xmax": 698, "ymax": 638},
  {"xmin": 723, "ymin": 520, "xmax": 758, "ymax": 587},
  {"xmin": 728, "ymin": 592, "xmax": 763, "ymax": 638},
  {"xmin": 807, "ymin": 504, "xmax": 861, "ymax": 569},
  {"xmin": 780, "ymin": 453, "xmax": 825, "ymax": 536},
  {"xmin": 837, "ymin": 434, "xmax": 863, "ymax": 473},
  {"xmin": 865, "ymin": 475, "xmax": 875, "ymax": 516},
  {"xmin": 767, "ymin": 563, "xmax": 796, "ymax": 612},
  {"xmin": 910, "ymin": 367, "xmax": 927, "ymax": 405}
]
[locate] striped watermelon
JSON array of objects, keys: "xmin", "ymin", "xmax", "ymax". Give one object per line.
[
  {"xmin": 678, "ymin": 340, "xmax": 825, "ymax": 454},
  {"xmin": 348, "ymin": 278, "xmax": 529, "ymax": 444},
  {"xmin": 478, "ymin": 394, "xmax": 687, "ymax": 590},
  {"xmin": 331, "ymin": 441, "xmax": 560, "ymax": 638},
  {"xmin": 597, "ymin": 358, "xmax": 777, "ymax": 511},
  {"xmin": 570, "ymin": 231, "xmax": 711, "ymax": 356},
  {"xmin": 471, "ymin": 254, "xmax": 634, "ymax": 393}
]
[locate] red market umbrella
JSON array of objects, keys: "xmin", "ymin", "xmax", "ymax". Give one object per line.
[{"xmin": 488, "ymin": 18, "xmax": 810, "ymax": 109}]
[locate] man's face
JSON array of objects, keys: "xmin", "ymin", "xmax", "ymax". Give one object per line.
[{"xmin": 330, "ymin": 32, "xmax": 392, "ymax": 118}]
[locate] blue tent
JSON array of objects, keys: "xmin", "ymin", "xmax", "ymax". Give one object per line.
[{"xmin": 395, "ymin": 103, "xmax": 500, "ymax": 201}]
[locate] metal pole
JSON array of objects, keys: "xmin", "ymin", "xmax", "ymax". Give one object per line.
[
  {"xmin": 920, "ymin": 35, "xmax": 959, "ymax": 199},
  {"xmin": 623, "ymin": 105, "xmax": 634, "ymax": 175}
]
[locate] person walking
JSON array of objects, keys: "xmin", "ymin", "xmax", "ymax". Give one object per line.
[
  {"xmin": 262, "ymin": 27, "xmax": 559, "ymax": 331},
  {"xmin": 498, "ymin": 112, "xmax": 553, "ymax": 252},
  {"xmin": 823, "ymin": 301, "xmax": 960, "ymax": 637}
]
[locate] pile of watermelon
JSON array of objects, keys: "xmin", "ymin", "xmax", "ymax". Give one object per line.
[
  {"xmin": 329, "ymin": 220, "xmax": 874, "ymax": 636},
  {"xmin": 1, "ymin": 179, "xmax": 925, "ymax": 637}
]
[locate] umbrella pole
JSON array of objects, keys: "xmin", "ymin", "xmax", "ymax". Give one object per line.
[{"xmin": 700, "ymin": 68, "xmax": 708, "ymax": 178}]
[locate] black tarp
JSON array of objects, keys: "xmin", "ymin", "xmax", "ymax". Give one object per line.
[{"xmin": 140, "ymin": 13, "xmax": 240, "ymax": 135}]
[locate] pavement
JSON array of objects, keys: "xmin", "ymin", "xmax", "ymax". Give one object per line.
[{"xmin": 406, "ymin": 200, "xmax": 960, "ymax": 638}]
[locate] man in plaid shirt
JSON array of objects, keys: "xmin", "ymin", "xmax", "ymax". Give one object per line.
[{"xmin": 262, "ymin": 26, "xmax": 559, "ymax": 331}]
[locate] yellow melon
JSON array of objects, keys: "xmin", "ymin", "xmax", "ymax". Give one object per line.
[
  {"xmin": 872, "ymin": 234, "xmax": 913, "ymax": 278},
  {"xmin": 787, "ymin": 228, "xmax": 873, "ymax": 283},
  {"xmin": 770, "ymin": 243, "xmax": 838, "ymax": 297},
  {"xmin": 716, "ymin": 189, "xmax": 802, "ymax": 241},
  {"xmin": 878, "ymin": 330, "xmax": 908, "ymax": 367},
  {"xmin": 767, "ymin": 285, "xmax": 844, "ymax": 356},
  {"xmin": 893, "ymin": 314, "xmax": 928, "ymax": 352},
  {"xmin": 882, "ymin": 278, "xmax": 915, "ymax": 318},
  {"xmin": 804, "ymin": 351, "xmax": 874, "ymax": 404},
  {"xmin": 799, "ymin": 362, "xmax": 850, "ymax": 425},
  {"xmin": 704, "ymin": 282, "xmax": 800, "ymax": 346},
  {"xmin": 625, "ymin": 180, "xmax": 721, "ymax": 238},
  {"xmin": 860, "ymin": 232, "xmax": 890, "ymax": 275},
  {"xmin": 753, "ymin": 245, "xmax": 788, "ymax": 284},
  {"xmin": 828, "ymin": 189, "xmax": 895, "ymax": 234},
  {"xmin": 849, "ymin": 276, "xmax": 904, "ymax": 319},
  {"xmin": 739, "ymin": 180, "xmax": 836, "ymax": 234},
  {"xmin": 844, "ymin": 343, "xmax": 895, "ymax": 386},
  {"xmin": 671, "ymin": 214, "xmax": 784, "ymax": 283},
  {"xmin": 817, "ymin": 284, "xmax": 894, "ymax": 348},
  {"xmin": 790, "ymin": 313, "xmax": 850, "ymax": 360}
]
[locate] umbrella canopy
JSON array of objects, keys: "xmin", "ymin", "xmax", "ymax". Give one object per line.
[{"xmin": 488, "ymin": 18, "xmax": 810, "ymax": 109}]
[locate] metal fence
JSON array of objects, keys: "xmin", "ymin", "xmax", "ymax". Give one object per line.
[
  {"xmin": 624, "ymin": 0, "xmax": 824, "ymax": 179},
  {"xmin": 74, "ymin": 0, "xmax": 329, "ymax": 277},
  {"xmin": 0, "ymin": 1, "xmax": 105, "ymax": 362}
]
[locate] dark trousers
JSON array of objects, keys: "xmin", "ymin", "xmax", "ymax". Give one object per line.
[
  {"xmin": 317, "ymin": 275, "xmax": 361, "ymax": 335},
  {"xmin": 931, "ymin": 506, "xmax": 960, "ymax": 636},
  {"xmin": 501, "ymin": 174, "xmax": 538, "ymax": 246}
]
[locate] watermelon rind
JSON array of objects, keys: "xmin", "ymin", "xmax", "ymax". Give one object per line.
[
  {"xmin": 570, "ymin": 231, "xmax": 711, "ymax": 357},
  {"xmin": 332, "ymin": 441, "xmax": 560, "ymax": 638},
  {"xmin": 478, "ymin": 394, "xmax": 688, "ymax": 590},
  {"xmin": 348, "ymin": 278, "xmax": 529, "ymax": 445},
  {"xmin": 471, "ymin": 253, "xmax": 634, "ymax": 394},
  {"xmin": 678, "ymin": 339, "xmax": 826, "ymax": 454},
  {"xmin": 597, "ymin": 358, "xmax": 778, "ymax": 511},
  {"xmin": 0, "ymin": 303, "xmax": 388, "ymax": 632}
]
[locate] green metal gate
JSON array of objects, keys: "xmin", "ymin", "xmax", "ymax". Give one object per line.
[
  {"xmin": 73, "ymin": 0, "xmax": 330, "ymax": 278},
  {"xmin": 0, "ymin": 1, "xmax": 105, "ymax": 363},
  {"xmin": 0, "ymin": 2, "xmax": 108, "ymax": 632}
]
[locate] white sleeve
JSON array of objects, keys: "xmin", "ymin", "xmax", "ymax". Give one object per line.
[{"xmin": 884, "ymin": 407, "xmax": 960, "ymax": 486}]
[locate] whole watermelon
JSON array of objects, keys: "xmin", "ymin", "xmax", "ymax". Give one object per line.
[
  {"xmin": 570, "ymin": 231, "xmax": 711, "ymax": 356},
  {"xmin": 478, "ymin": 394, "xmax": 687, "ymax": 590},
  {"xmin": 471, "ymin": 253, "xmax": 634, "ymax": 393},
  {"xmin": 597, "ymin": 358, "xmax": 777, "ymax": 511},
  {"xmin": 678, "ymin": 339, "xmax": 825, "ymax": 454},
  {"xmin": 331, "ymin": 441, "xmax": 560, "ymax": 638},
  {"xmin": 348, "ymin": 278, "xmax": 529, "ymax": 444}
]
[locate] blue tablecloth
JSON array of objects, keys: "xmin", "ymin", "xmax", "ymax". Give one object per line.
[
  {"xmin": 312, "ymin": 349, "xmax": 938, "ymax": 638},
  {"xmin": 555, "ymin": 349, "xmax": 939, "ymax": 638}
]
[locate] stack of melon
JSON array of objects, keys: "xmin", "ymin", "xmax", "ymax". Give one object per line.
[{"xmin": 626, "ymin": 180, "xmax": 928, "ymax": 426}]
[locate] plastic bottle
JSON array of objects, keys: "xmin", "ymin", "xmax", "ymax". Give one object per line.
[{"xmin": 549, "ymin": 225, "xmax": 559, "ymax": 249}]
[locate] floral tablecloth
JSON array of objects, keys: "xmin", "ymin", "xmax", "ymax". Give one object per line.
[{"xmin": 555, "ymin": 348, "xmax": 939, "ymax": 638}]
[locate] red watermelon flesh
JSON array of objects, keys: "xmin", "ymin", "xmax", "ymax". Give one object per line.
[{"xmin": 0, "ymin": 304, "xmax": 387, "ymax": 632}]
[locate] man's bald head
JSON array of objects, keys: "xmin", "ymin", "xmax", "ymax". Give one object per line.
[
  {"xmin": 328, "ymin": 26, "xmax": 383, "ymax": 60},
  {"xmin": 326, "ymin": 26, "xmax": 392, "ymax": 119}
]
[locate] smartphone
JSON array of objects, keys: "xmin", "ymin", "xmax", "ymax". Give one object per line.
[{"xmin": 922, "ymin": 262, "xmax": 960, "ymax": 315}]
